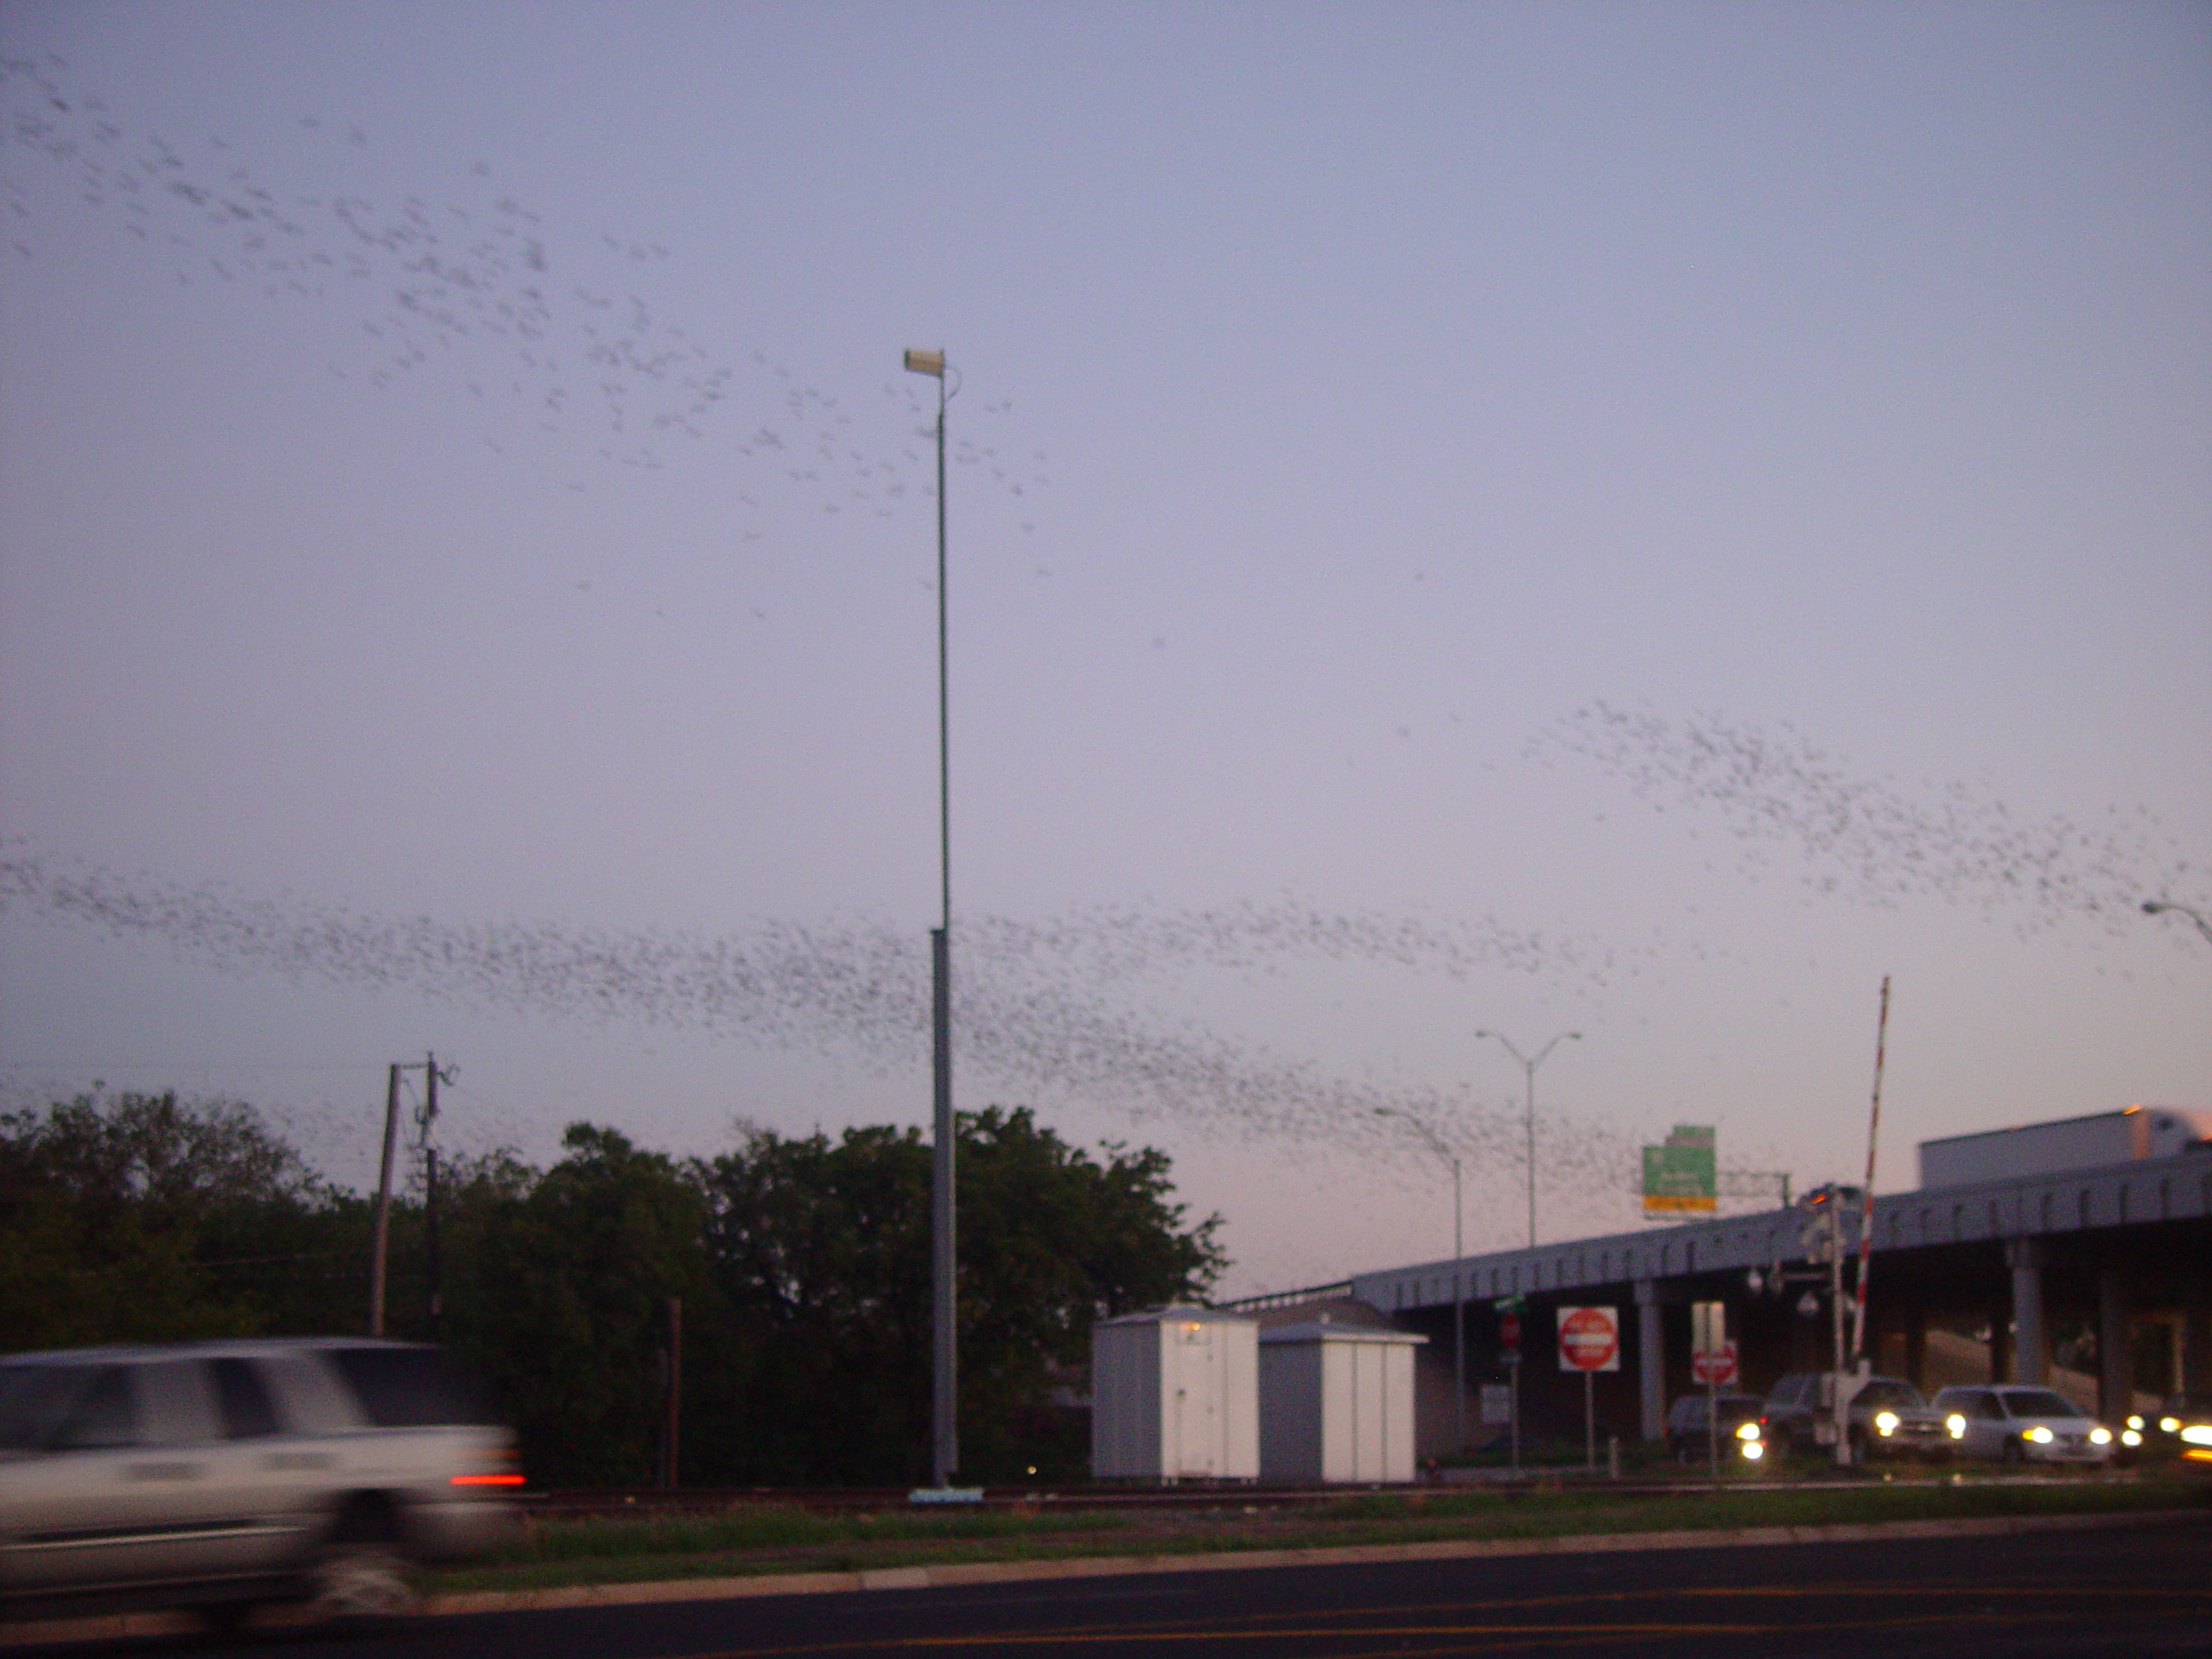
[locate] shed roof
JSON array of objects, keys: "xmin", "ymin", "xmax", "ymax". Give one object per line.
[
  {"xmin": 1260, "ymin": 1320, "xmax": 1427, "ymax": 1345},
  {"xmin": 1096, "ymin": 1304, "xmax": 1257, "ymax": 1329}
]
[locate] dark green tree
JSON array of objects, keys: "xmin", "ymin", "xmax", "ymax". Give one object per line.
[
  {"xmin": 446, "ymin": 1124, "xmax": 721, "ymax": 1488},
  {"xmin": 3, "ymin": 1092, "xmax": 1228, "ymax": 1491},
  {"xmin": 0, "ymin": 1091, "xmax": 359, "ymax": 1347},
  {"xmin": 702, "ymin": 1106, "xmax": 1224, "ymax": 1484}
]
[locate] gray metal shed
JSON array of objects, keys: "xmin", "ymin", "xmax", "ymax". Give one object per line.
[{"xmin": 1258, "ymin": 1319, "xmax": 1426, "ymax": 1484}]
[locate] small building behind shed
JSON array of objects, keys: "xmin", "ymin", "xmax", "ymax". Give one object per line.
[
  {"xmin": 1258, "ymin": 1318, "xmax": 1426, "ymax": 1484},
  {"xmin": 1090, "ymin": 1306, "xmax": 1259, "ymax": 1481}
]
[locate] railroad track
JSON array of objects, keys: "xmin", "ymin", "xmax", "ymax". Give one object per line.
[{"xmin": 518, "ymin": 1470, "xmax": 2115, "ymax": 1520}]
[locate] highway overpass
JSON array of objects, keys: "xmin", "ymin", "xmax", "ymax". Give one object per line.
[{"xmin": 1325, "ymin": 1147, "xmax": 2211, "ymax": 1448}]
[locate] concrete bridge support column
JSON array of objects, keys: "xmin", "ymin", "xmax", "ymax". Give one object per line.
[
  {"xmin": 2005, "ymin": 1237, "xmax": 2048, "ymax": 1386},
  {"xmin": 2188, "ymin": 1304, "xmax": 2212, "ymax": 1401},
  {"xmin": 1636, "ymin": 1280, "xmax": 1664, "ymax": 1442},
  {"xmin": 2099, "ymin": 1268, "xmax": 2132, "ymax": 1421}
]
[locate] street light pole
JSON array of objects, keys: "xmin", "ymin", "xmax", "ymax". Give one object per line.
[
  {"xmin": 1474, "ymin": 1030, "xmax": 1581, "ymax": 1248},
  {"xmin": 906, "ymin": 347, "xmax": 957, "ymax": 1487},
  {"xmin": 1376, "ymin": 1108, "xmax": 1465, "ymax": 1454},
  {"xmin": 2143, "ymin": 899, "xmax": 2212, "ymax": 947}
]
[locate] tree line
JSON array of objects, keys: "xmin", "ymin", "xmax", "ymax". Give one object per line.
[{"xmin": 0, "ymin": 1091, "xmax": 1225, "ymax": 1486}]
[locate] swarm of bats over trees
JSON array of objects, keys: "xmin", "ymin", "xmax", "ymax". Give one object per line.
[{"xmin": 3, "ymin": 56, "xmax": 2199, "ymax": 1217}]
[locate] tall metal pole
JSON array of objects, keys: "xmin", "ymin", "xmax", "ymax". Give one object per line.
[
  {"xmin": 907, "ymin": 349, "xmax": 957, "ymax": 1487},
  {"xmin": 1451, "ymin": 1154, "xmax": 1464, "ymax": 1455},
  {"xmin": 1475, "ymin": 1030, "xmax": 1580, "ymax": 1248},
  {"xmin": 931, "ymin": 924, "xmax": 954, "ymax": 1484},
  {"xmin": 369, "ymin": 1063, "xmax": 401, "ymax": 1336},
  {"xmin": 1829, "ymin": 1205, "xmax": 1847, "ymax": 1464},
  {"xmin": 1376, "ymin": 1108, "xmax": 1465, "ymax": 1452},
  {"xmin": 1523, "ymin": 1056, "xmax": 1537, "ymax": 1250}
]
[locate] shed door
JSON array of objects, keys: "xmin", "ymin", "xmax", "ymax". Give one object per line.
[
  {"xmin": 1173, "ymin": 1323, "xmax": 1219, "ymax": 1477},
  {"xmin": 1351, "ymin": 1344, "xmax": 1387, "ymax": 1479}
]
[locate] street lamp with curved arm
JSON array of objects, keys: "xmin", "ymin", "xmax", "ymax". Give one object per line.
[
  {"xmin": 2143, "ymin": 899, "xmax": 2212, "ymax": 947},
  {"xmin": 1473, "ymin": 1029, "xmax": 1581, "ymax": 1248},
  {"xmin": 1375, "ymin": 1106, "xmax": 1465, "ymax": 1452}
]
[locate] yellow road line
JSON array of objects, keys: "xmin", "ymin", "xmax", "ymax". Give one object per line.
[
  {"xmin": 662, "ymin": 1624, "xmax": 1777, "ymax": 1657},
  {"xmin": 639, "ymin": 1580, "xmax": 2212, "ymax": 1659}
]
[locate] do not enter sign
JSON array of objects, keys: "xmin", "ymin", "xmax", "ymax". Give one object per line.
[{"xmin": 1556, "ymin": 1306, "xmax": 1621, "ymax": 1373}]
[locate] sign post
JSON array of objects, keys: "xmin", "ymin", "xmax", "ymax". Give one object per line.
[
  {"xmin": 1496, "ymin": 1296, "xmax": 1524, "ymax": 1473},
  {"xmin": 1692, "ymin": 1302, "xmax": 1729, "ymax": 1474},
  {"xmin": 1557, "ymin": 1306, "xmax": 1620, "ymax": 1474}
]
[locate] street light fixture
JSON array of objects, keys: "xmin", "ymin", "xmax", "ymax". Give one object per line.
[
  {"xmin": 1474, "ymin": 1029, "xmax": 1581, "ymax": 1248},
  {"xmin": 2143, "ymin": 899, "xmax": 2212, "ymax": 947},
  {"xmin": 1375, "ymin": 1107, "xmax": 1466, "ymax": 1454},
  {"xmin": 906, "ymin": 346, "xmax": 959, "ymax": 1487}
]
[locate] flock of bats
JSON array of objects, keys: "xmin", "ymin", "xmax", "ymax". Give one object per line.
[{"xmin": 3, "ymin": 55, "xmax": 2200, "ymax": 1224}]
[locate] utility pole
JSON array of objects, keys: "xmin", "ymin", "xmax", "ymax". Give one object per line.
[
  {"xmin": 369, "ymin": 1057, "xmax": 451, "ymax": 1344},
  {"xmin": 368, "ymin": 1053, "xmax": 455, "ymax": 1339},
  {"xmin": 422, "ymin": 1052, "xmax": 442, "ymax": 1339},
  {"xmin": 662, "ymin": 1295, "xmax": 683, "ymax": 1490},
  {"xmin": 369, "ymin": 1063, "xmax": 402, "ymax": 1337}
]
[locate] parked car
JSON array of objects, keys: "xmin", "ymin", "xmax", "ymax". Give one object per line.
[
  {"xmin": 1930, "ymin": 1384, "xmax": 2116, "ymax": 1466},
  {"xmin": 0, "ymin": 1338, "xmax": 518, "ymax": 1630},
  {"xmin": 1665, "ymin": 1393, "xmax": 1767, "ymax": 1462},
  {"xmin": 1760, "ymin": 1372, "xmax": 1954, "ymax": 1461}
]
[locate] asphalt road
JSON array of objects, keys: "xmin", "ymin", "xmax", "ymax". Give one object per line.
[{"xmin": 20, "ymin": 1520, "xmax": 2211, "ymax": 1658}]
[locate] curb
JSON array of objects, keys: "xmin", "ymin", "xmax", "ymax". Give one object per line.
[{"xmin": 7, "ymin": 1507, "xmax": 2202, "ymax": 1644}]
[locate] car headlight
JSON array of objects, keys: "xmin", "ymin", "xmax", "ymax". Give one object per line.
[
  {"xmin": 1740, "ymin": 1440, "xmax": 1764, "ymax": 1460},
  {"xmin": 2089, "ymin": 1427, "xmax": 2111, "ymax": 1446},
  {"xmin": 2026, "ymin": 1427, "xmax": 2054, "ymax": 1445},
  {"xmin": 2161, "ymin": 1416, "xmax": 2182, "ymax": 1434},
  {"xmin": 2121, "ymin": 1429, "xmax": 2142, "ymax": 1447},
  {"xmin": 2181, "ymin": 1426, "xmax": 2212, "ymax": 1447},
  {"xmin": 1875, "ymin": 1411, "xmax": 1899, "ymax": 1435},
  {"xmin": 1947, "ymin": 1414, "xmax": 1966, "ymax": 1438},
  {"xmin": 2126, "ymin": 1415, "xmax": 2145, "ymax": 1431},
  {"xmin": 1736, "ymin": 1421, "xmax": 1761, "ymax": 1440}
]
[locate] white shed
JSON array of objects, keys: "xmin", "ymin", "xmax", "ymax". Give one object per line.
[
  {"xmin": 1258, "ymin": 1319, "xmax": 1426, "ymax": 1484},
  {"xmin": 1090, "ymin": 1306, "xmax": 1259, "ymax": 1481}
]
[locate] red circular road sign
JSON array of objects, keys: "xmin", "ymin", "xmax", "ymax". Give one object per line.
[
  {"xmin": 1557, "ymin": 1306, "xmax": 1620, "ymax": 1372},
  {"xmin": 1691, "ymin": 1343, "xmax": 1739, "ymax": 1387}
]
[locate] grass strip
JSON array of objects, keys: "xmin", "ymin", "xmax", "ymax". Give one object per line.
[{"xmin": 432, "ymin": 1477, "xmax": 2207, "ymax": 1594}]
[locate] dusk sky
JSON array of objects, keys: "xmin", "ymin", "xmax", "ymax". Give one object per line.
[{"xmin": 3, "ymin": 1, "xmax": 2206, "ymax": 1296}]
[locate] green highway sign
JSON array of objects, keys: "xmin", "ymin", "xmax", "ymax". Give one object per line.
[{"xmin": 1643, "ymin": 1124, "xmax": 1717, "ymax": 1216}]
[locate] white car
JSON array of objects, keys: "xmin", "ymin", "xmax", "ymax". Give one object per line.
[
  {"xmin": 1, "ymin": 1338, "xmax": 518, "ymax": 1629},
  {"xmin": 1930, "ymin": 1384, "xmax": 2116, "ymax": 1465}
]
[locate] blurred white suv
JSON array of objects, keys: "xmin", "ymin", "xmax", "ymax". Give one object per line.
[{"xmin": 0, "ymin": 1338, "xmax": 518, "ymax": 1628}]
